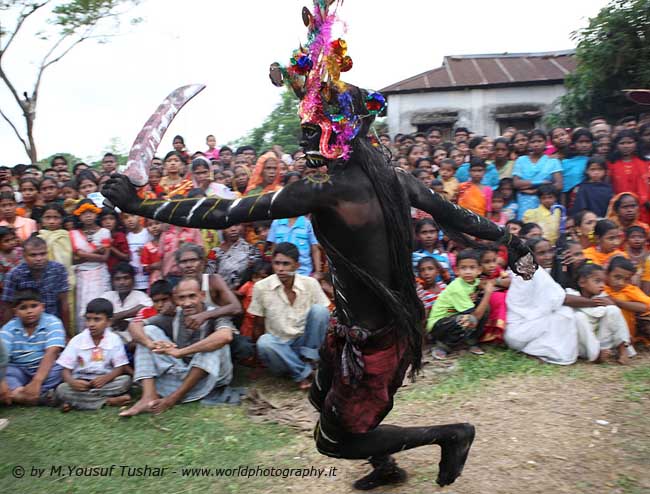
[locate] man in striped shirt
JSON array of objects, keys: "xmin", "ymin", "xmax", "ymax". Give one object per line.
[{"xmin": 0, "ymin": 290, "xmax": 65, "ymax": 405}]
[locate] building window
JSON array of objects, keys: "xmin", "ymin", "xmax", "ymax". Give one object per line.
[
  {"xmin": 415, "ymin": 123, "xmax": 454, "ymax": 141},
  {"xmin": 498, "ymin": 118, "xmax": 538, "ymax": 134}
]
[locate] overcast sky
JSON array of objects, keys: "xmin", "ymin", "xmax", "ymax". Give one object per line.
[{"xmin": 0, "ymin": 0, "xmax": 609, "ymax": 165}]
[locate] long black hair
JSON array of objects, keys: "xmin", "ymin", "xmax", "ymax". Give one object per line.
[{"xmin": 311, "ymin": 127, "xmax": 425, "ymax": 378}]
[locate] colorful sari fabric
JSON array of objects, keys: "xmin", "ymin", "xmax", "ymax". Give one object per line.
[
  {"xmin": 457, "ymin": 182, "xmax": 492, "ymax": 217},
  {"xmin": 582, "ymin": 246, "xmax": 627, "ymax": 267},
  {"xmin": 512, "ymin": 154, "xmax": 562, "ymax": 219},
  {"xmin": 607, "ymin": 157, "xmax": 650, "ymax": 223},
  {"xmin": 159, "ymin": 176, "xmax": 194, "ymax": 198},
  {"xmin": 244, "ymin": 152, "xmax": 282, "ymax": 196}
]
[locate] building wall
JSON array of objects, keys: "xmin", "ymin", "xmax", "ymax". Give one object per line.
[{"xmin": 386, "ymin": 84, "xmax": 567, "ymax": 137}]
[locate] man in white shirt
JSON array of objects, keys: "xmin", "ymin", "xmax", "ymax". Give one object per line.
[
  {"xmin": 248, "ymin": 243, "xmax": 330, "ymax": 389},
  {"xmin": 102, "ymin": 263, "xmax": 152, "ymax": 344}
]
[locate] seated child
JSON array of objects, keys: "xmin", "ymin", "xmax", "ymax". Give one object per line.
[
  {"xmin": 55, "ymin": 298, "xmax": 132, "ymax": 411},
  {"xmin": 133, "ymin": 280, "xmax": 175, "ymax": 322},
  {"xmin": 566, "ymin": 264, "xmax": 633, "ymax": 364},
  {"xmin": 415, "ymin": 257, "xmax": 448, "ymax": 319},
  {"xmin": 101, "ymin": 262, "xmax": 153, "ymax": 343},
  {"xmin": 0, "ymin": 290, "xmax": 65, "ymax": 405},
  {"xmin": 605, "ymin": 256, "xmax": 650, "ymax": 347},
  {"xmin": 479, "ymin": 246, "xmax": 511, "ymax": 344},
  {"xmin": 522, "ymin": 184, "xmax": 561, "ymax": 245},
  {"xmin": 583, "ymin": 220, "xmax": 626, "ymax": 268},
  {"xmin": 623, "ymin": 225, "xmax": 650, "ymax": 293},
  {"xmin": 426, "ymin": 249, "xmax": 495, "ymax": 359}
]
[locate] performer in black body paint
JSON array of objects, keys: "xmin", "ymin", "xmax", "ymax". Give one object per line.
[{"xmin": 104, "ymin": 2, "xmax": 536, "ymax": 489}]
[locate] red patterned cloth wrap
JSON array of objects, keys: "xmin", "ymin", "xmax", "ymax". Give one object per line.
[{"xmin": 317, "ymin": 317, "xmax": 411, "ymax": 434}]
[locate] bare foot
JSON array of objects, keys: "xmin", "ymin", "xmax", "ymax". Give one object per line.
[
  {"xmin": 118, "ymin": 397, "xmax": 156, "ymax": 417},
  {"xmin": 61, "ymin": 403, "xmax": 72, "ymax": 413},
  {"xmin": 616, "ymin": 344, "xmax": 629, "ymax": 365},
  {"xmin": 595, "ymin": 349, "xmax": 612, "ymax": 363},
  {"xmin": 106, "ymin": 394, "xmax": 132, "ymax": 407},
  {"xmin": 149, "ymin": 397, "xmax": 176, "ymax": 415},
  {"xmin": 436, "ymin": 423, "xmax": 476, "ymax": 487},
  {"xmin": 298, "ymin": 378, "xmax": 312, "ymax": 391}
]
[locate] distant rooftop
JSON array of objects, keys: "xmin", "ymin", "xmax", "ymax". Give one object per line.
[{"xmin": 381, "ymin": 50, "xmax": 576, "ymax": 94}]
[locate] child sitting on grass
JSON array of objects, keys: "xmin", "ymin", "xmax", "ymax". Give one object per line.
[
  {"xmin": 426, "ymin": 249, "xmax": 495, "ymax": 359},
  {"xmin": 623, "ymin": 225, "xmax": 650, "ymax": 294},
  {"xmin": 415, "ymin": 257, "xmax": 448, "ymax": 319},
  {"xmin": 0, "ymin": 290, "xmax": 64, "ymax": 405},
  {"xmin": 605, "ymin": 256, "xmax": 650, "ymax": 347},
  {"xmin": 523, "ymin": 184, "xmax": 561, "ymax": 245},
  {"xmin": 567, "ymin": 263, "xmax": 634, "ymax": 364},
  {"xmin": 479, "ymin": 246, "xmax": 510, "ymax": 344},
  {"xmin": 55, "ymin": 298, "xmax": 132, "ymax": 411}
]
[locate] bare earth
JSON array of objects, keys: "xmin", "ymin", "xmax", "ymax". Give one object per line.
[{"xmin": 245, "ymin": 354, "xmax": 650, "ymax": 494}]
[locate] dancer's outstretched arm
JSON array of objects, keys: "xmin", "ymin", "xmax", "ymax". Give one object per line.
[
  {"xmin": 398, "ymin": 169, "xmax": 536, "ymax": 278},
  {"xmin": 102, "ymin": 174, "xmax": 323, "ymax": 229}
]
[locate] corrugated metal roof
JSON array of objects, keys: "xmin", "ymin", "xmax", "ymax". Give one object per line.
[{"xmin": 381, "ymin": 50, "xmax": 576, "ymax": 94}]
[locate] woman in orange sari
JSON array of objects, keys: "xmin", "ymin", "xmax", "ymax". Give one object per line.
[
  {"xmin": 159, "ymin": 151, "xmax": 193, "ymax": 198},
  {"xmin": 243, "ymin": 152, "xmax": 282, "ymax": 244},
  {"xmin": 244, "ymin": 152, "xmax": 282, "ymax": 196},
  {"xmin": 606, "ymin": 192, "xmax": 650, "ymax": 241}
]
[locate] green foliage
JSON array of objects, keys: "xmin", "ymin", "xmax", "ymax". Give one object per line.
[
  {"xmin": 548, "ymin": 0, "xmax": 650, "ymax": 126},
  {"xmin": 237, "ymin": 90, "xmax": 301, "ymax": 154}
]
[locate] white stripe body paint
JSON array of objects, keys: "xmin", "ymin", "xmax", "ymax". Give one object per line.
[{"xmin": 186, "ymin": 198, "xmax": 206, "ymax": 224}]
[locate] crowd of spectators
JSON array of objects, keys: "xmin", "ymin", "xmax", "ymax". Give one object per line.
[{"xmin": 1, "ymin": 114, "xmax": 649, "ymax": 416}]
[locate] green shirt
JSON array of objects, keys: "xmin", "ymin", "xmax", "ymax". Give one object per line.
[{"xmin": 426, "ymin": 278, "xmax": 479, "ymax": 331}]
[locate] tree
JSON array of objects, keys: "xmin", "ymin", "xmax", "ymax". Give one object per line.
[
  {"xmin": 0, "ymin": 0, "xmax": 141, "ymax": 162},
  {"xmin": 547, "ymin": 0, "xmax": 650, "ymax": 127},
  {"xmin": 235, "ymin": 89, "xmax": 301, "ymax": 154}
]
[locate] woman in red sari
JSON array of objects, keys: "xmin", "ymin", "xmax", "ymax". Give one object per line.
[{"xmin": 608, "ymin": 130, "xmax": 650, "ymax": 223}]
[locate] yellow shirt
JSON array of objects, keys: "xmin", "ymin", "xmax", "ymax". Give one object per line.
[
  {"xmin": 247, "ymin": 274, "xmax": 330, "ymax": 342},
  {"xmin": 523, "ymin": 205, "xmax": 560, "ymax": 245}
]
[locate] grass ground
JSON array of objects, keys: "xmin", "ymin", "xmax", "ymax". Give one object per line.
[{"xmin": 1, "ymin": 347, "xmax": 649, "ymax": 494}]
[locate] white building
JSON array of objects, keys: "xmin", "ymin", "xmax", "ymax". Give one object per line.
[{"xmin": 381, "ymin": 50, "xmax": 576, "ymax": 139}]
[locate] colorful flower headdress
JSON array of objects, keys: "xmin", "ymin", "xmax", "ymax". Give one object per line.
[
  {"xmin": 269, "ymin": 0, "xmax": 386, "ymax": 161},
  {"xmin": 73, "ymin": 201, "xmax": 102, "ymax": 216}
]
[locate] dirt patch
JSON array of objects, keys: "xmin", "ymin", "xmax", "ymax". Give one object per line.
[{"xmin": 242, "ymin": 355, "xmax": 650, "ymax": 494}]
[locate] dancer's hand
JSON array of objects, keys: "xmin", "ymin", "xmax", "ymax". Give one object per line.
[{"xmin": 102, "ymin": 174, "xmax": 142, "ymax": 213}]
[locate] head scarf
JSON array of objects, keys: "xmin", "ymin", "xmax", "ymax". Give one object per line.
[
  {"xmin": 244, "ymin": 152, "xmax": 282, "ymax": 195},
  {"xmin": 606, "ymin": 191, "xmax": 650, "ymax": 236}
]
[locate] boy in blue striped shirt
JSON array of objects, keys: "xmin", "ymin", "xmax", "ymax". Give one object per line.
[{"xmin": 0, "ymin": 290, "xmax": 65, "ymax": 405}]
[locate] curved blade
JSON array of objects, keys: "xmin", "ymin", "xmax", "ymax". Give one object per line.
[{"xmin": 121, "ymin": 84, "xmax": 206, "ymax": 186}]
